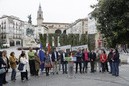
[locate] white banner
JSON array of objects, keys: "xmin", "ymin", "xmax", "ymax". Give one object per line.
[
  {"xmin": 72, "ymin": 45, "xmax": 88, "ymax": 51},
  {"xmin": 56, "ymin": 45, "xmax": 71, "ymax": 51}
]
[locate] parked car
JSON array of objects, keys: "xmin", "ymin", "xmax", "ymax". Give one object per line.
[{"xmin": 2, "ymin": 43, "xmax": 10, "ymax": 48}]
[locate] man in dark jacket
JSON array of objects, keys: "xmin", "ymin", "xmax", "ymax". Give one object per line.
[
  {"xmin": 75, "ymin": 49, "xmax": 83, "ymax": 74},
  {"xmin": 51, "ymin": 48, "xmax": 59, "ymax": 74},
  {"xmin": 112, "ymin": 49, "xmax": 120, "ymax": 76},
  {"xmin": 60, "ymin": 50, "xmax": 68, "ymax": 74},
  {"xmin": 89, "ymin": 50, "xmax": 96, "ymax": 73}
]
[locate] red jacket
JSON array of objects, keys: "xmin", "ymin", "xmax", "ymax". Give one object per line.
[{"xmin": 100, "ymin": 54, "xmax": 107, "ymax": 63}]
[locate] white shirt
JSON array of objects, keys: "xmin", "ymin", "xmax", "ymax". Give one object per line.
[
  {"xmin": 54, "ymin": 52, "xmax": 57, "ymax": 61},
  {"xmin": 63, "ymin": 53, "xmax": 65, "ymax": 61},
  {"xmin": 20, "ymin": 57, "xmax": 28, "ymax": 72}
]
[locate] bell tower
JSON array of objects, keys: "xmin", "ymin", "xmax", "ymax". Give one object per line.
[{"xmin": 37, "ymin": 4, "xmax": 43, "ymax": 26}]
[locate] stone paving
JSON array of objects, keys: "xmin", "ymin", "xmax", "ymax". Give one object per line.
[{"xmin": 4, "ymin": 64, "xmax": 129, "ymax": 86}]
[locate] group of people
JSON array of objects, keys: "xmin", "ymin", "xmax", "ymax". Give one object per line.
[{"xmin": 0, "ymin": 47, "xmax": 120, "ymax": 86}]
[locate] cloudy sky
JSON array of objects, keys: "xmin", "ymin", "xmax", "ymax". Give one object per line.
[{"xmin": 0, "ymin": 0, "xmax": 98, "ymax": 24}]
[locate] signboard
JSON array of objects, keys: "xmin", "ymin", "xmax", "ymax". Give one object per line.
[
  {"xmin": 72, "ymin": 45, "xmax": 88, "ymax": 51},
  {"xmin": 65, "ymin": 56, "xmax": 76, "ymax": 62},
  {"xmin": 56, "ymin": 45, "xmax": 71, "ymax": 51}
]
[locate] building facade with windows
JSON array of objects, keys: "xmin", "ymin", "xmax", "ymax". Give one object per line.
[
  {"xmin": 0, "ymin": 15, "xmax": 25, "ymax": 46},
  {"xmin": 88, "ymin": 13, "xmax": 103, "ymax": 49},
  {"xmin": 66, "ymin": 18, "xmax": 88, "ymax": 34}
]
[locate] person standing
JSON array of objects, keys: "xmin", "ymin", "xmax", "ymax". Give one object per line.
[
  {"xmin": 82, "ymin": 48, "xmax": 89, "ymax": 73},
  {"xmin": 100, "ymin": 50, "xmax": 107, "ymax": 72},
  {"xmin": 9, "ymin": 52, "xmax": 17, "ymax": 81},
  {"xmin": 2, "ymin": 50, "xmax": 10, "ymax": 84},
  {"xmin": 44, "ymin": 52, "xmax": 52, "ymax": 76},
  {"xmin": 38, "ymin": 48, "xmax": 45, "ymax": 74},
  {"xmin": 28, "ymin": 47, "xmax": 36, "ymax": 76},
  {"xmin": 95, "ymin": 50, "xmax": 101, "ymax": 72},
  {"xmin": 75, "ymin": 49, "xmax": 82, "ymax": 74},
  {"xmin": 68, "ymin": 52, "xmax": 74, "ymax": 79},
  {"xmin": 34, "ymin": 52, "xmax": 41, "ymax": 76},
  {"xmin": 61, "ymin": 50, "xmax": 68, "ymax": 74},
  {"xmin": 108, "ymin": 49, "xmax": 114, "ymax": 74},
  {"xmin": 19, "ymin": 51, "xmax": 28, "ymax": 81},
  {"xmin": 89, "ymin": 50, "xmax": 96, "ymax": 73},
  {"xmin": 51, "ymin": 48, "xmax": 59, "ymax": 75},
  {"xmin": 0, "ymin": 51, "xmax": 6, "ymax": 86},
  {"xmin": 112, "ymin": 49, "xmax": 120, "ymax": 76}
]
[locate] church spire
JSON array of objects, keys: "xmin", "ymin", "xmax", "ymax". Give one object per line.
[
  {"xmin": 39, "ymin": 3, "xmax": 42, "ymax": 11},
  {"xmin": 37, "ymin": 3, "xmax": 43, "ymax": 26}
]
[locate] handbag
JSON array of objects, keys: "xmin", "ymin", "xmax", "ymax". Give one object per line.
[
  {"xmin": 18, "ymin": 63, "xmax": 24, "ymax": 71},
  {"xmin": 0, "ymin": 68, "xmax": 6, "ymax": 74},
  {"xmin": 45, "ymin": 63, "xmax": 52, "ymax": 68}
]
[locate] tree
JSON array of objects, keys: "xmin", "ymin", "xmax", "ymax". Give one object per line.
[
  {"xmin": 88, "ymin": 34, "xmax": 95, "ymax": 50},
  {"xmin": 39, "ymin": 34, "xmax": 46, "ymax": 48},
  {"xmin": 79, "ymin": 33, "xmax": 88, "ymax": 45},
  {"xmin": 91, "ymin": 0, "xmax": 129, "ymax": 47}
]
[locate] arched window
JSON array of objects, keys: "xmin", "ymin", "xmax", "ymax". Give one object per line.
[
  {"xmin": 55, "ymin": 29, "xmax": 61, "ymax": 34},
  {"xmin": 63, "ymin": 30, "xmax": 66, "ymax": 34}
]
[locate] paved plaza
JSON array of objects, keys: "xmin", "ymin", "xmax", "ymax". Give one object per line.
[
  {"xmin": 4, "ymin": 64, "xmax": 129, "ymax": 86},
  {"xmin": 1, "ymin": 47, "xmax": 129, "ymax": 86}
]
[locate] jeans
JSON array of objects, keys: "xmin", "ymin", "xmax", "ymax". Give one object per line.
[
  {"xmin": 112, "ymin": 62, "xmax": 119, "ymax": 76},
  {"xmin": 11, "ymin": 68, "xmax": 16, "ymax": 80},
  {"xmin": 62, "ymin": 61, "xmax": 68, "ymax": 74},
  {"xmin": 75, "ymin": 62, "xmax": 82, "ymax": 73},
  {"xmin": 0, "ymin": 74, "xmax": 4, "ymax": 86},
  {"xmin": 109, "ymin": 61, "xmax": 112, "ymax": 73},
  {"xmin": 83, "ymin": 61, "xmax": 88, "ymax": 73},
  {"xmin": 90, "ymin": 61, "xmax": 95, "ymax": 72},
  {"xmin": 40, "ymin": 63, "xmax": 44, "ymax": 72},
  {"xmin": 45, "ymin": 67, "xmax": 49, "ymax": 76},
  {"xmin": 29, "ymin": 60, "xmax": 36, "ymax": 75}
]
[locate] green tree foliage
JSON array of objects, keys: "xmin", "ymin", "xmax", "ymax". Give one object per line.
[
  {"xmin": 79, "ymin": 34, "xmax": 88, "ymax": 45},
  {"xmin": 40, "ymin": 33, "xmax": 88, "ymax": 48},
  {"xmin": 91, "ymin": 0, "xmax": 129, "ymax": 47},
  {"xmin": 88, "ymin": 34, "xmax": 95, "ymax": 51},
  {"xmin": 39, "ymin": 34, "xmax": 46, "ymax": 48}
]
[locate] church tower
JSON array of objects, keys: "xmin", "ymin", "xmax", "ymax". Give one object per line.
[{"xmin": 37, "ymin": 4, "xmax": 43, "ymax": 26}]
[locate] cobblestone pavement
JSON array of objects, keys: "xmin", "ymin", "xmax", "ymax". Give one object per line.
[{"xmin": 4, "ymin": 65, "xmax": 129, "ymax": 86}]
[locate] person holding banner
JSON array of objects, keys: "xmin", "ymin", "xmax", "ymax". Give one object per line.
[
  {"xmin": 61, "ymin": 50, "xmax": 68, "ymax": 74},
  {"xmin": 67, "ymin": 52, "xmax": 74, "ymax": 79},
  {"xmin": 75, "ymin": 49, "xmax": 82, "ymax": 74},
  {"xmin": 82, "ymin": 48, "xmax": 89, "ymax": 73}
]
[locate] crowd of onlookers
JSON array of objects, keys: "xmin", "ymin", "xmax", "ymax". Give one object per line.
[{"xmin": 0, "ymin": 47, "xmax": 120, "ymax": 86}]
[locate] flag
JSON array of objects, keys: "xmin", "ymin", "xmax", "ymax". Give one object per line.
[
  {"xmin": 47, "ymin": 43, "xmax": 51, "ymax": 53},
  {"xmin": 40, "ymin": 43, "xmax": 43, "ymax": 49}
]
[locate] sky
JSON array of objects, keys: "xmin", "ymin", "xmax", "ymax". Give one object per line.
[{"xmin": 0, "ymin": 0, "xmax": 98, "ymax": 25}]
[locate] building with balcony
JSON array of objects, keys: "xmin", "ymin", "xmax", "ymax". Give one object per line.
[{"xmin": 0, "ymin": 15, "xmax": 25, "ymax": 46}]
